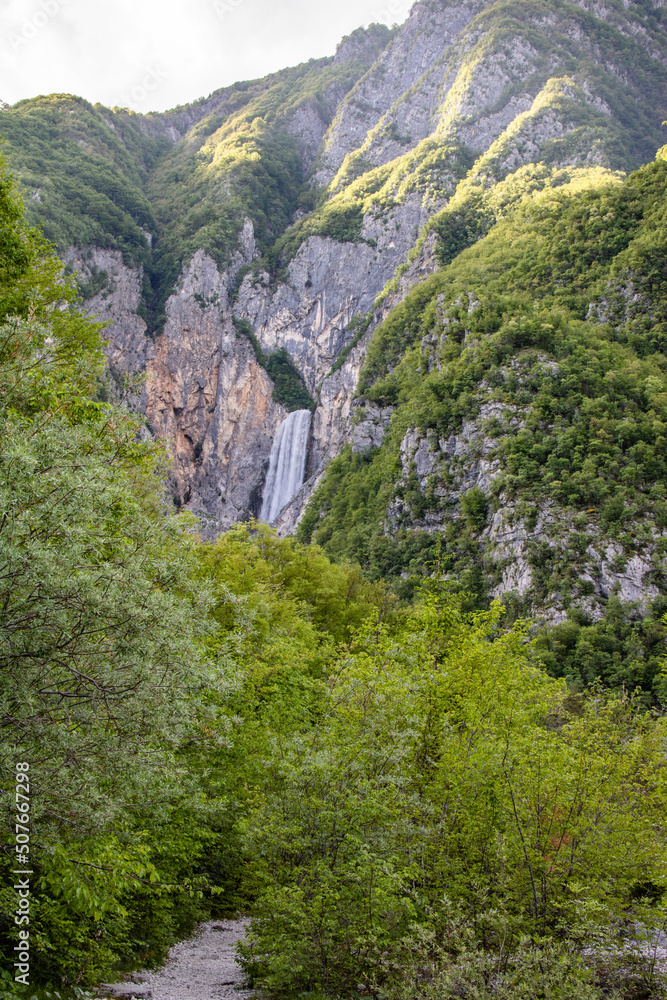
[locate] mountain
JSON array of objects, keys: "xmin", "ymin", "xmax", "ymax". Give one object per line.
[{"xmin": 2, "ymin": 0, "xmax": 667, "ymax": 688}]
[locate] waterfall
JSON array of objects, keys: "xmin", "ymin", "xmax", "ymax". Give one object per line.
[{"xmin": 260, "ymin": 409, "xmax": 312, "ymax": 523}]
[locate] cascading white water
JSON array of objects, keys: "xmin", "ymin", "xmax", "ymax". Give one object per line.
[{"xmin": 260, "ymin": 409, "xmax": 312, "ymax": 523}]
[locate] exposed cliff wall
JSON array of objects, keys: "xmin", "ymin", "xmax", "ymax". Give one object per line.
[
  {"xmin": 235, "ymin": 194, "xmax": 425, "ymax": 392},
  {"xmin": 69, "ymin": 244, "xmax": 286, "ymax": 535},
  {"xmin": 65, "ymin": 247, "xmax": 149, "ymax": 408},
  {"xmin": 314, "ymin": 0, "xmax": 489, "ymax": 187},
  {"xmin": 393, "ymin": 402, "xmax": 666, "ymax": 622},
  {"xmin": 145, "ymin": 250, "xmax": 287, "ymax": 533},
  {"xmin": 229, "ymin": 0, "xmax": 667, "ymax": 534}
]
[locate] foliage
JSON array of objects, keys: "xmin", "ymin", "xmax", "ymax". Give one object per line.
[
  {"xmin": 1, "ymin": 17, "xmax": 667, "ymax": 996},
  {"xmin": 433, "ymin": 195, "xmax": 495, "ymax": 267},
  {"xmin": 0, "ymin": 36, "xmax": 389, "ymax": 333},
  {"xmin": 0, "ymin": 96, "xmax": 161, "ymax": 265},
  {"xmin": 173, "ymin": 523, "xmax": 388, "ymax": 916},
  {"xmin": 238, "ymin": 594, "xmax": 667, "ymax": 998},
  {"xmin": 266, "ymin": 201, "xmax": 364, "ymax": 273},
  {"xmin": 265, "ymin": 348, "xmax": 315, "ymax": 411},
  {"xmin": 0, "ymin": 163, "xmax": 392, "ymax": 989},
  {"xmin": 534, "ymin": 595, "xmax": 667, "ymax": 705},
  {"xmin": 268, "ymin": 137, "xmax": 472, "ymax": 274},
  {"xmin": 76, "ymin": 264, "xmax": 111, "ymax": 301},
  {"xmin": 233, "ymin": 317, "xmax": 315, "ymax": 411},
  {"xmin": 450, "ymin": 0, "xmax": 667, "ymax": 173},
  {"xmin": 147, "ymin": 42, "xmax": 392, "ymax": 311},
  {"xmin": 0, "ymin": 158, "xmax": 226, "ymax": 985},
  {"xmin": 385, "ymin": 937, "xmax": 664, "ymax": 999}
]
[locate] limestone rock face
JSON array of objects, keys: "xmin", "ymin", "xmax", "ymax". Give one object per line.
[
  {"xmin": 271, "ymin": 470, "xmax": 327, "ymax": 538},
  {"xmin": 383, "ymin": 404, "xmax": 666, "ymax": 619},
  {"xmin": 234, "ymin": 187, "xmax": 442, "ymax": 521},
  {"xmin": 309, "ymin": 334, "xmax": 369, "ymax": 473},
  {"xmin": 252, "ymin": 0, "xmax": 667, "ymax": 538},
  {"xmin": 352, "ymin": 402, "xmax": 395, "ymax": 455},
  {"xmin": 285, "ymin": 102, "xmax": 330, "ymax": 173},
  {"xmin": 235, "ymin": 194, "xmax": 425, "ymax": 394},
  {"xmin": 68, "ymin": 242, "xmax": 286, "ymax": 532},
  {"xmin": 314, "ymin": 1, "xmax": 489, "ymax": 187},
  {"xmin": 65, "ymin": 247, "xmax": 149, "ymax": 407},
  {"xmin": 145, "ymin": 250, "xmax": 286, "ymax": 534}
]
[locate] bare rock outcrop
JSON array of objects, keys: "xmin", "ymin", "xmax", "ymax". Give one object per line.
[
  {"xmin": 65, "ymin": 247, "xmax": 149, "ymax": 407},
  {"xmin": 235, "ymin": 194, "xmax": 424, "ymax": 394},
  {"xmin": 385, "ymin": 401, "xmax": 667, "ymax": 620},
  {"xmin": 146, "ymin": 250, "xmax": 285, "ymax": 534},
  {"xmin": 314, "ymin": 0, "xmax": 489, "ymax": 187},
  {"xmin": 69, "ymin": 240, "xmax": 285, "ymax": 534}
]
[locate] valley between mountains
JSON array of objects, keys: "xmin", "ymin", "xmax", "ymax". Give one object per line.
[{"xmin": 2, "ymin": 0, "xmax": 667, "ymax": 995}]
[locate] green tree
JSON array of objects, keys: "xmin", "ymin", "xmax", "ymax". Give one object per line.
[{"xmin": 0, "ymin": 156, "xmax": 229, "ymax": 985}]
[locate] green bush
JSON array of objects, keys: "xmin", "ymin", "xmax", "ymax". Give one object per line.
[
  {"xmin": 460, "ymin": 486, "xmax": 488, "ymax": 530},
  {"xmin": 233, "ymin": 317, "xmax": 315, "ymax": 411},
  {"xmin": 238, "ymin": 596, "xmax": 667, "ymax": 998},
  {"xmin": 434, "ymin": 196, "xmax": 495, "ymax": 266}
]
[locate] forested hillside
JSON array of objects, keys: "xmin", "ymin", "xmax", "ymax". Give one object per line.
[{"xmin": 301, "ymin": 152, "xmax": 667, "ymax": 704}]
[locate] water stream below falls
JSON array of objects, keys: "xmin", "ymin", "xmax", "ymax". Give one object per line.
[{"xmin": 260, "ymin": 409, "xmax": 312, "ymax": 523}]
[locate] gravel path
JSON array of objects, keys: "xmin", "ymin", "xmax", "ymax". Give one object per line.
[{"xmin": 101, "ymin": 919, "xmax": 253, "ymax": 1000}]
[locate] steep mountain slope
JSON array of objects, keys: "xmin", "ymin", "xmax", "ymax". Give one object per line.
[
  {"xmin": 0, "ymin": 31, "xmax": 393, "ymax": 524},
  {"xmin": 1, "ymin": 0, "xmax": 666, "ymax": 626},
  {"xmin": 300, "ymin": 151, "xmax": 667, "ymax": 699},
  {"xmin": 0, "ymin": 93, "xmax": 162, "ymax": 286}
]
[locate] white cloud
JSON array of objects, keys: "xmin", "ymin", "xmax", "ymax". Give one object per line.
[{"xmin": 0, "ymin": 0, "xmax": 414, "ymax": 112}]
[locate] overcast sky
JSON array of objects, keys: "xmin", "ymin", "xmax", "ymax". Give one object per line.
[{"xmin": 0, "ymin": 0, "xmax": 414, "ymax": 113}]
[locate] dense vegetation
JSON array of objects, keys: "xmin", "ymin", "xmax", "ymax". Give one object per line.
[
  {"xmin": 0, "ymin": 153, "xmax": 222, "ymax": 982},
  {"xmin": 2, "ymin": 2, "xmax": 667, "ymax": 991},
  {"xmin": 0, "ymin": 96, "xmax": 162, "ymax": 265},
  {"xmin": 239, "ymin": 598, "xmax": 667, "ymax": 1000},
  {"xmin": 0, "ymin": 153, "xmax": 377, "ymax": 984},
  {"xmin": 0, "ymin": 155, "xmax": 666, "ymax": 999}
]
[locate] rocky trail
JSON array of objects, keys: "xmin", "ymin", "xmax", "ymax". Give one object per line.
[{"xmin": 101, "ymin": 919, "xmax": 253, "ymax": 1000}]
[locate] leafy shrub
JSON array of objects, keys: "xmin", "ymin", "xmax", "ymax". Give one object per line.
[
  {"xmin": 460, "ymin": 486, "xmax": 488, "ymax": 530},
  {"xmin": 434, "ymin": 196, "xmax": 495, "ymax": 266},
  {"xmin": 0, "ymin": 156, "xmax": 226, "ymax": 986},
  {"xmin": 265, "ymin": 347, "xmax": 316, "ymax": 412},
  {"xmin": 238, "ymin": 596, "xmax": 667, "ymax": 998}
]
